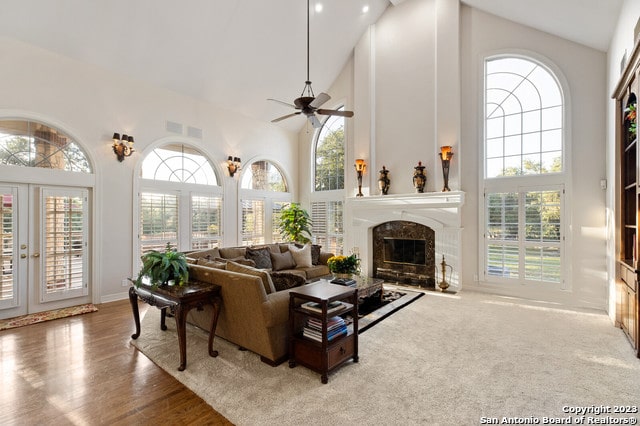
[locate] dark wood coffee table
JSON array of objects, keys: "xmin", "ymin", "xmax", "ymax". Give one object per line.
[
  {"xmin": 129, "ymin": 280, "xmax": 222, "ymax": 371},
  {"xmin": 325, "ymin": 276, "xmax": 384, "ymax": 304}
]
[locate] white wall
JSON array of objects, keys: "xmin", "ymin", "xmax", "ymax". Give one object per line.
[
  {"xmin": 460, "ymin": 7, "xmax": 607, "ymax": 309},
  {"xmin": 0, "ymin": 36, "xmax": 298, "ymax": 303},
  {"xmin": 606, "ymin": 0, "xmax": 640, "ymax": 318},
  {"xmin": 321, "ymin": 0, "xmax": 608, "ymax": 310}
]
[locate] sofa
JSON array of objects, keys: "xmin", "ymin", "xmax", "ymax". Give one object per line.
[{"xmin": 184, "ymin": 243, "xmax": 334, "ymax": 365}]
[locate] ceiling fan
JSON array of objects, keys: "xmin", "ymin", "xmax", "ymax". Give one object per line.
[{"xmin": 268, "ymin": 0, "xmax": 354, "ymax": 128}]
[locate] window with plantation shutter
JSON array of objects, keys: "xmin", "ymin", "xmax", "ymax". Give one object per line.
[
  {"xmin": 138, "ymin": 143, "xmax": 222, "ymax": 259},
  {"xmin": 483, "ymin": 55, "xmax": 565, "ymax": 288},
  {"xmin": 1, "ymin": 190, "xmax": 16, "ymax": 305},
  {"xmin": 139, "ymin": 192, "xmax": 178, "ymax": 254},
  {"xmin": 239, "ymin": 160, "xmax": 290, "ymax": 245},
  {"xmin": 191, "ymin": 195, "xmax": 222, "ymax": 250},
  {"xmin": 311, "ymin": 201, "xmax": 343, "ymax": 255},
  {"xmin": 41, "ymin": 188, "xmax": 88, "ymax": 302},
  {"xmin": 241, "ymin": 199, "xmax": 265, "ymax": 246}
]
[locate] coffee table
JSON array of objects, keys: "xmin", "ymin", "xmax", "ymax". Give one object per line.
[{"xmin": 325, "ymin": 276, "xmax": 384, "ymax": 304}]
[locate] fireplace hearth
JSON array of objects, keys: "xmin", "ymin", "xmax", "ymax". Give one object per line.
[{"xmin": 345, "ymin": 192, "xmax": 464, "ymax": 292}]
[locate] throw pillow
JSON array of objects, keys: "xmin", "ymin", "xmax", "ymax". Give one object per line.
[
  {"xmin": 195, "ymin": 258, "xmax": 227, "ymax": 269},
  {"xmin": 213, "ymin": 256, "xmax": 256, "ymax": 267},
  {"xmin": 219, "ymin": 247, "xmax": 246, "ymax": 259},
  {"xmin": 245, "ymin": 247, "xmax": 273, "ymax": 270},
  {"xmin": 288, "ymin": 244, "xmax": 312, "ymax": 269},
  {"xmin": 311, "ymin": 244, "xmax": 321, "ymax": 265},
  {"xmin": 225, "ymin": 261, "xmax": 276, "ymax": 294},
  {"xmin": 270, "ymin": 250, "xmax": 296, "ymax": 271},
  {"xmin": 271, "ymin": 272, "xmax": 306, "ymax": 291}
]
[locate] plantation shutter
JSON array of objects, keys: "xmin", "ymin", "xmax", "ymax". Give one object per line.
[{"xmin": 140, "ymin": 192, "xmax": 178, "ymax": 254}]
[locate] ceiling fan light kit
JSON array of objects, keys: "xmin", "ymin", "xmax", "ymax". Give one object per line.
[{"xmin": 269, "ymin": 0, "xmax": 354, "ymax": 128}]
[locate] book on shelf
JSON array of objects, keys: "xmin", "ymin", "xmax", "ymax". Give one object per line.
[
  {"xmin": 302, "ymin": 316, "xmax": 347, "ymax": 342},
  {"xmin": 301, "ymin": 300, "xmax": 344, "ymax": 314}
]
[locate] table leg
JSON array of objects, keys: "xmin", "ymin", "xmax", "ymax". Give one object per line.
[
  {"xmin": 160, "ymin": 308, "xmax": 168, "ymax": 331},
  {"xmin": 208, "ymin": 296, "xmax": 221, "ymax": 358},
  {"xmin": 173, "ymin": 305, "xmax": 188, "ymax": 371},
  {"xmin": 129, "ymin": 287, "xmax": 141, "ymax": 340}
]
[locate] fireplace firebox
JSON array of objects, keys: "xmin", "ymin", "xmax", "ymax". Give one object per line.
[{"xmin": 373, "ymin": 221, "xmax": 435, "ymax": 288}]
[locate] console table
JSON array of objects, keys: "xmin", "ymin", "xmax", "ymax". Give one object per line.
[{"xmin": 129, "ymin": 280, "xmax": 222, "ymax": 371}]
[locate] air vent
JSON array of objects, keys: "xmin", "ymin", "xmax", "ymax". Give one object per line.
[
  {"xmin": 166, "ymin": 121, "xmax": 183, "ymax": 134},
  {"xmin": 187, "ymin": 126, "xmax": 203, "ymax": 140}
]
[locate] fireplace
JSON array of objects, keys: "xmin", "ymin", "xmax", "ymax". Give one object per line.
[
  {"xmin": 345, "ymin": 192, "xmax": 464, "ymax": 292},
  {"xmin": 373, "ymin": 221, "xmax": 436, "ymax": 288}
]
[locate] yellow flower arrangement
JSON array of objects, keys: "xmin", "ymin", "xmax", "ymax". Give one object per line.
[{"xmin": 326, "ymin": 254, "xmax": 360, "ymax": 274}]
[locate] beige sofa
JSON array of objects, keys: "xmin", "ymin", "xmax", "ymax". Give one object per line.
[{"xmin": 184, "ymin": 244, "xmax": 334, "ymax": 365}]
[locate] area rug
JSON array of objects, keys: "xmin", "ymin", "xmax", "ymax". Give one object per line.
[
  {"xmin": 0, "ymin": 303, "xmax": 98, "ymax": 331},
  {"xmin": 356, "ymin": 288, "xmax": 424, "ymax": 332},
  {"xmin": 131, "ymin": 291, "xmax": 640, "ymax": 425}
]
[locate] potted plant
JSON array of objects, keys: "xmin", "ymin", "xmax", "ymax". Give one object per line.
[
  {"xmin": 278, "ymin": 203, "xmax": 313, "ymax": 244},
  {"xmin": 326, "ymin": 254, "xmax": 360, "ymax": 278},
  {"xmin": 135, "ymin": 242, "xmax": 189, "ymax": 287}
]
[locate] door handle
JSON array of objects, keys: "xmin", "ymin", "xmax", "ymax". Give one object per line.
[
  {"xmin": 20, "ymin": 254, "xmax": 27, "ymax": 259},
  {"xmin": 32, "ymin": 253, "xmax": 40, "ymax": 258}
]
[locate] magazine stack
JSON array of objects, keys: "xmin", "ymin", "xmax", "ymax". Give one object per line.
[{"xmin": 302, "ymin": 316, "xmax": 347, "ymax": 342}]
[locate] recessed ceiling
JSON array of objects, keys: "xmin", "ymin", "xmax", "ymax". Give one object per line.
[{"xmin": 0, "ymin": 0, "xmax": 624, "ymax": 133}]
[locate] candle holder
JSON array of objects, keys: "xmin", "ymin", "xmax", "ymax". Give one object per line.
[
  {"xmin": 354, "ymin": 159, "xmax": 366, "ymax": 197},
  {"xmin": 439, "ymin": 146, "xmax": 453, "ymax": 192}
]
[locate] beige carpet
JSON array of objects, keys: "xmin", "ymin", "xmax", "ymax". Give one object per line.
[{"xmin": 131, "ymin": 289, "xmax": 640, "ymax": 426}]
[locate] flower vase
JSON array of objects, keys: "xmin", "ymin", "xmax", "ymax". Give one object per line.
[{"xmin": 333, "ymin": 273, "xmax": 353, "ymax": 280}]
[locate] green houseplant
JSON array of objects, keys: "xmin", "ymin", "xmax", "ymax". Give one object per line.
[
  {"xmin": 278, "ymin": 203, "xmax": 313, "ymax": 244},
  {"xmin": 135, "ymin": 242, "xmax": 189, "ymax": 287}
]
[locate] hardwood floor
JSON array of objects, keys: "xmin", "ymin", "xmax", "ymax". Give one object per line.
[{"xmin": 0, "ymin": 300, "xmax": 233, "ymax": 425}]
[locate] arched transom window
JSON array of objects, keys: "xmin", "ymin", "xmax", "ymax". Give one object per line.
[
  {"xmin": 0, "ymin": 119, "xmax": 91, "ymax": 173},
  {"xmin": 138, "ymin": 143, "xmax": 221, "ymax": 254},
  {"xmin": 240, "ymin": 160, "xmax": 290, "ymax": 246},
  {"xmin": 141, "ymin": 143, "xmax": 217, "ymax": 185},
  {"xmin": 485, "ymin": 57, "xmax": 563, "ymax": 178}
]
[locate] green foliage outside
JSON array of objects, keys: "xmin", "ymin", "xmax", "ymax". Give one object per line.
[{"xmin": 315, "ymin": 126, "xmax": 344, "ymax": 191}]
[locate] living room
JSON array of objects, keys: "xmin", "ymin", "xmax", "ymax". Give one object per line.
[{"xmin": 0, "ymin": 0, "xmax": 639, "ymax": 424}]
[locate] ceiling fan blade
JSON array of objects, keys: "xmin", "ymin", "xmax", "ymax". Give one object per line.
[
  {"xmin": 267, "ymin": 98, "xmax": 296, "ymax": 109},
  {"xmin": 316, "ymin": 109, "xmax": 354, "ymax": 118},
  {"xmin": 309, "ymin": 92, "xmax": 331, "ymax": 108},
  {"xmin": 271, "ymin": 112, "xmax": 301, "ymax": 123},
  {"xmin": 308, "ymin": 114, "xmax": 322, "ymax": 128}
]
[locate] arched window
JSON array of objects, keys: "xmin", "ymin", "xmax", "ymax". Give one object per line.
[
  {"xmin": 138, "ymin": 143, "xmax": 221, "ymax": 254},
  {"xmin": 314, "ymin": 111, "xmax": 345, "ymax": 191},
  {"xmin": 0, "ymin": 119, "xmax": 91, "ymax": 172},
  {"xmin": 485, "ymin": 57, "xmax": 563, "ymax": 177},
  {"xmin": 240, "ymin": 160, "xmax": 290, "ymax": 245},
  {"xmin": 483, "ymin": 55, "xmax": 565, "ymax": 287},
  {"xmin": 310, "ymin": 108, "xmax": 346, "ymax": 255}
]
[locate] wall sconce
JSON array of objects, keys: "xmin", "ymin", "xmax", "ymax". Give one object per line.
[
  {"xmin": 354, "ymin": 159, "xmax": 366, "ymax": 197},
  {"xmin": 112, "ymin": 133, "xmax": 135, "ymax": 162},
  {"xmin": 439, "ymin": 146, "xmax": 454, "ymax": 192},
  {"xmin": 227, "ymin": 156, "xmax": 241, "ymax": 177}
]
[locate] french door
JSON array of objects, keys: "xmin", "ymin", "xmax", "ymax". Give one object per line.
[{"xmin": 0, "ymin": 183, "xmax": 90, "ymax": 320}]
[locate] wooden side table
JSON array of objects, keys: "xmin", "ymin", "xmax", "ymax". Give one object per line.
[
  {"xmin": 289, "ymin": 281, "xmax": 358, "ymax": 383},
  {"xmin": 129, "ymin": 280, "xmax": 222, "ymax": 371}
]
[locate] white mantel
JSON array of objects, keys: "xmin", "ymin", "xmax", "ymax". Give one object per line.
[{"xmin": 344, "ymin": 191, "xmax": 465, "ymax": 291}]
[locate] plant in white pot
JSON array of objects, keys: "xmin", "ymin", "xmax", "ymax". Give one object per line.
[{"xmin": 135, "ymin": 242, "xmax": 189, "ymax": 287}]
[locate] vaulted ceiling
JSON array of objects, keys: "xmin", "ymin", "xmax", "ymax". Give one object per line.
[{"xmin": 0, "ymin": 0, "xmax": 624, "ymax": 132}]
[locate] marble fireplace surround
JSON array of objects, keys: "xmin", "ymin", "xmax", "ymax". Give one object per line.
[{"xmin": 345, "ymin": 191, "xmax": 465, "ymax": 292}]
